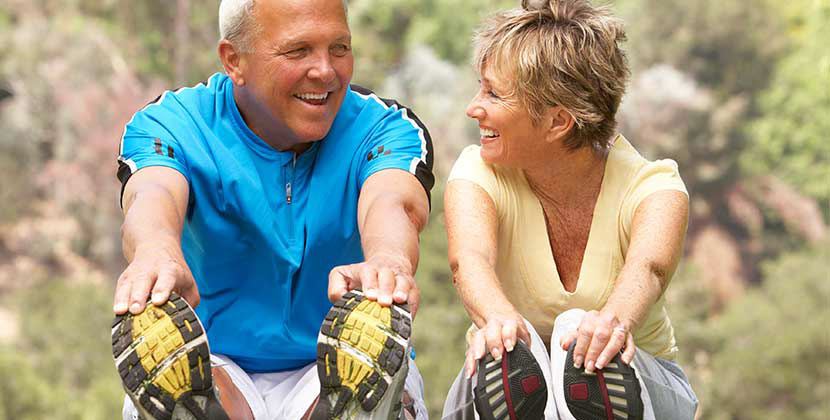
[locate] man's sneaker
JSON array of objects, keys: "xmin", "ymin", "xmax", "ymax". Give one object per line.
[
  {"xmin": 562, "ymin": 341, "xmax": 643, "ymax": 420},
  {"xmin": 311, "ymin": 289, "xmax": 412, "ymax": 420},
  {"xmin": 473, "ymin": 340, "xmax": 547, "ymax": 420},
  {"xmin": 112, "ymin": 292, "xmax": 229, "ymax": 420}
]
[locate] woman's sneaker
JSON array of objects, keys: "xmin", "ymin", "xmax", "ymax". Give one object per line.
[
  {"xmin": 112, "ymin": 292, "xmax": 229, "ymax": 420},
  {"xmin": 562, "ymin": 342, "xmax": 643, "ymax": 420},
  {"xmin": 312, "ymin": 289, "xmax": 412, "ymax": 420},
  {"xmin": 473, "ymin": 340, "xmax": 547, "ymax": 420}
]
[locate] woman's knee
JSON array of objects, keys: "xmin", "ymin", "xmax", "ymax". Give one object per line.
[{"xmin": 553, "ymin": 308, "xmax": 586, "ymax": 332}]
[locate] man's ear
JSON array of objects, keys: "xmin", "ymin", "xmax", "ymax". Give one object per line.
[
  {"xmin": 218, "ymin": 40, "xmax": 245, "ymax": 86},
  {"xmin": 543, "ymin": 106, "xmax": 575, "ymax": 144}
]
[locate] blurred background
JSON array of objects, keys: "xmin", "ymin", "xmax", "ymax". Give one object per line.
[{"xmin": 0, "ymin": 0, "xmax": 827, "ymax": 418}]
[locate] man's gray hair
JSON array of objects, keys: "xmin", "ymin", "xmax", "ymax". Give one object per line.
[{"xmin": 219, "ymin": 0, "xmax": 349, "ymax": 53}]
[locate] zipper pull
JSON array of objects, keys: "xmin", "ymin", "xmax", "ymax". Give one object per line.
[{"xmin": 285, "ymin": 182, "xmax": 292, "ymax": 204}]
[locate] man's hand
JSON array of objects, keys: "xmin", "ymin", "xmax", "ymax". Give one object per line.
[
  {"xmin": 113, "ymin": 241, "xmax": 200, "ymax": 314},
  {"xmin": 114, "ymin": 166, "xmax": 193, "ymax": 315},
  {"xmin": 328, "ymin": 253, "xmax": 419, "ymax": 316}
]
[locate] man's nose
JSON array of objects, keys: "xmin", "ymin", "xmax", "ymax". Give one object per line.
[{"xmin": 308, "ymin": 53, "xmax": 336, "ymax": 83}]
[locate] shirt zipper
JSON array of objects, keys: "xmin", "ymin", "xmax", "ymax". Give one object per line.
[
  {"xmin": 285, "ymin": 153, "xmax": 296, "ymax": 204},
  {"xmin": 285, "ymin": 153, "xmax": 297, "ymax": 241}
]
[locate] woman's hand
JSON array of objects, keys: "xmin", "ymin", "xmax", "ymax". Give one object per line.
[
  {"xmin": 465, "ymin": 312, "xmax": 531, "ymax": 378},
  {"xmin": 559, "ymin": 310, "xmax": 635, "ymax": 373}
]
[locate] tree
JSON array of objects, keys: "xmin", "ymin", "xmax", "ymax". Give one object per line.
[
  {"xmin": 671, "ymin": 242, "xmax": 830, "ymax": 419},
  {"xmin": 743, "ymin": 0, "xmax": 830, "ymax": 211}
]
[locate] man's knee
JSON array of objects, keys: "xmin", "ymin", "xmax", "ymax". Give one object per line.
[{"xmin": 213, "ymin": 366, "xmax": 254, "ymax": 420}]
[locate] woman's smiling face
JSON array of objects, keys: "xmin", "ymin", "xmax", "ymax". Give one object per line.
[{"xmin": 465, "ymin": 65, "xmax": 548, "ymax": 167}]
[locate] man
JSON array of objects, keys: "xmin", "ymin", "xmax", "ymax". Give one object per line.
[{"xmin": 111, "ymin": 0, "xmax": 434, "ymax": 419}]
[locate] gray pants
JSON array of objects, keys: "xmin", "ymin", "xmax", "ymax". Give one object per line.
[{"xmin": 441, "ymin": 309, "xmax": 698, "ymax": 420}]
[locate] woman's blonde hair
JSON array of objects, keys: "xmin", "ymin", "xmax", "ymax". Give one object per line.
[{"xmin": 473, "ymin": 0, "xmax": 630, "ymax": 151}]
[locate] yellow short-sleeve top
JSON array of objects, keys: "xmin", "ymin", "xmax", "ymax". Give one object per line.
[{"xmin": 448, "ymin": 135, "xmax": 687, "ymax": 360}]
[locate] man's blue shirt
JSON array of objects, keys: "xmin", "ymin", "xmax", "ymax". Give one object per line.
[{"xmin": 118, "ymin": 73, "xmax": 433, "ymax": 372}]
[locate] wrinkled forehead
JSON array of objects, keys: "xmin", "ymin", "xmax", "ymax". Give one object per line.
[
  {"xmin": 475, "ymin": 41, "xmax": 520, "ymax": 91},
  {"xmin": 254, "ymin": 0, "xmax": 348, "ymax": 27},
  {"xmin": 253, "ymin": 0, "xmax": 350, "ymax": 43}
]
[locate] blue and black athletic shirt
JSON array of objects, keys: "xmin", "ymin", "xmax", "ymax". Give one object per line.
[{"xmin": 117, "ymin": 73, "xmax": 433, "ymax": 372}]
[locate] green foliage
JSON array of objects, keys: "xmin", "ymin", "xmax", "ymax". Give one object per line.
[
  {"xmin": 669, "ymin": 243, "xmax": 830, "ymax": 419},
  {"xmin": 743, "ymin": 0, "xmax": 830, "ymax": 209},
  {"xmin": 350, "ymin": 0, "xmax": 514, "ymax": 87},
  {"xmin": 412, "ymin": 182, "xmax": 470, "ymax": 417},
  {"xmin": 0, "ymin": 280, "xmax": 122, "ymax": 420},
  {"xmin": 616, "ymin": 0, "xmax": 786, "ymax": 98}
]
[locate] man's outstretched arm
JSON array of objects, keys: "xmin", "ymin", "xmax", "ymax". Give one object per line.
[
  {"xmin": 114, "ymin": 166, "xmax": 197, "ymax": 314},
  {"xmin": 327, "ymin": 169, "xmax": 429, "ymax": 316}
]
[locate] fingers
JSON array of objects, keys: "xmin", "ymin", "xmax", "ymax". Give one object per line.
[
  {"xmin": 177, "ymin": 274, "xmax": 200, "ymax": 309},
  {"xmin": 502, "ymin": 319, "xmax": 518, "ymax": 352},
  {"xmin": 151, "ymin": 267, "xmax": 176, "ymax": 305},
  {"xmin": 466, "ymin": 329, "xmax": 487, "ymax": 378},
  {"xmin": 375, "ymin": 267, "xmax": 395, "ymax": 306},
  {"xmin": 484, "ymin": 319, "xmax": 505, "ymax": 361},
  {"xmin": 622, "ymin": 332, "xmax": 636, "ymax": 365},
  {"xmin": 406, "ymin": 283, "xmax": 420, "ymax": 319},
  {"xmin": 327, "ymin": 265, "xmax": 353, "ymax": 303},
  {"xmin": 572, "ymin": 311, "xmax": 632, "ymax": 373},
  {"xmin": 595, "ymin": 326, "xmax": 627, "ymax": 370},
  {"xmin": 520, "ymin": 320, "xmax": 530, "ymax": 347},
  {"xmin": 113, "ymin": 271, "xmax": 132, "ymax": 314},
  {"xmin": 359, "ymin": 264, "xmax": 380, "ymax": 301},
  {"xmin": 337, "ymin": 259, "xmax": 415, "ymax": 309},
  {"xmin": 392, "ymin": 273, "xmax": 412, "ymax": 305},
  {"xmin": 127, "ymin": 272, "xmax": 155, "ymax": 314},
  {"xmin": 572, "ymin": 314, "xmax": 595, "ymax": 369},
  {"xmin": 560, "ymin": 330, "xmax": 578, "ymax": 350}
]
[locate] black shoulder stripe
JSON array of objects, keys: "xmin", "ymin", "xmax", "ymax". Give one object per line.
[{"xmin": 350, "ymin": 85, "xmax": 435, "ymax": 208}]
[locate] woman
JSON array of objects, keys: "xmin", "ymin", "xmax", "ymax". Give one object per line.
[{"xmin": 441, "ymin": 1, "xmax": 698, "ymax": 419}]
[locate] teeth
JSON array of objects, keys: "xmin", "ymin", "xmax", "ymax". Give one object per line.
[
  {"xmin": 295, "ymin": 92, "xmax": 328, "ymax": 100},
  {"xmin": 480, "ymin": 128, "xmax": 499, "ymax": 137}
]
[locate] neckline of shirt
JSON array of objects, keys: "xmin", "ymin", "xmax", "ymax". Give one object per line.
[{"xmin": 222, "ymin": 74, "xmax": 320, "ymax": 166}]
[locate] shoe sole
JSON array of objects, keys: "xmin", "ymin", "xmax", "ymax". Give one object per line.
[
  {"xmin": 473, "ymin": 340, "xmax": 547, "ymax": 420},
  {"xmin": 112, "ymin": 292, "xmax": 226, "ymax": 420},
  {"xmin": 563, "ymin": 341, "xmax": 643, "ymax": 420},
  {"xmin": 312, "ymin": 290, "xmax": 412, "ymax": 419}
]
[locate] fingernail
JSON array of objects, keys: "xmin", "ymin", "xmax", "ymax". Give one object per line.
[
  {"xmin": 365, "ymin": 288, "xmax": 377, "ymax": 299},
  {"xmin": 492, "ymin": 348, "xmax": 502, "ymax": 361},
  {"xmin": 151, "ymin": 293, "xmax": 164, "ymax": 304},
  {"xmin": 574, "ymin": 357, "xmax": 583, "ymax": 368},
  {"xmin": 113, "ymin": 302, "xmax": 127, "ymax": 313},
  {"xmin": 394, "ymin": 291, "xmax": 407, "ymax": 301},
  {"xmin": 596, "ymin": 356, "xmax": 606, "ymax": 369},
  {"xmin": 129, "ymin": 302, "xmax": 142, "ymax": 314},
  {"xmin": 504, "ymin": 339, "xmax": 514, "ymax": 352},
  {"xmin": 585, "ymin": 360, "xmax": 595, "ymax": 374}
]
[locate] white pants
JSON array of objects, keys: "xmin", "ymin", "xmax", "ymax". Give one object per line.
[
  {"xmin": 123, "ymin": 354, "xmax": 429, "ymax": 420},
  {"xmin": 441, "ymin": 309, "xmax": 698, "ymax": 420}
]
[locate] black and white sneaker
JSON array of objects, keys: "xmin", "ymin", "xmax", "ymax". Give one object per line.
[
  {"xmin": 473, "ymin": 340, "xmax": 547, "ymax": 420},
  {"xmin": 112, "ymin": 292, "xmax": 228, "ymax": 420},
  {"xmin": 562, "ymin": 341, "xmax": 643, "ymax": 420},
  {"xmin": 312, "ymin": 289, "xmax": 412, "ymax": 420}
]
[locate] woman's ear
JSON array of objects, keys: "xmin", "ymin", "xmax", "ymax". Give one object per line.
[
  {"xmin": 218, "ymin": 40, "xmax": 245, "ymax": 86},
  {"xmin": 543, "ymin": 106, "xmax": 575, "ymax": 144}
]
